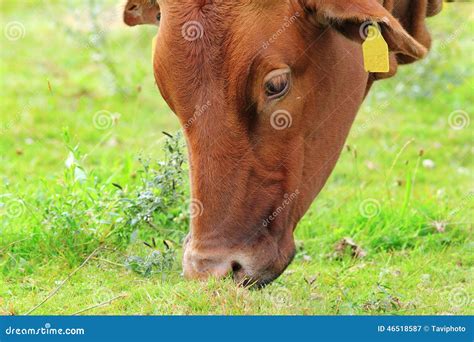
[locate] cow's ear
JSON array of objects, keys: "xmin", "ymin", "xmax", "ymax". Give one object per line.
[
  {"xmin": 300, "ymin": 0, "xmax": 428, "ymax": 61},
  {"xmin": 123, "ymin": 0, "xmax": 160, "ymax": 27}
]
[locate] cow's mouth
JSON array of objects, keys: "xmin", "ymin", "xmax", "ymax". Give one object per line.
[{"xmin": 232, "ymin": 243, "xmax": 296, "ymax": 289}]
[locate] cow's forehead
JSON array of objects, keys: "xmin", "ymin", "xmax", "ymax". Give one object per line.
[
  {"xmin": 161, "ymin": 0, "xmax": 280, "ymax": 24},
  {"xmin": 160, "ymin": 0, "xmax": 292, "ymax": 63},
  {"xmin": 155, "ymin": 0, "xmax": 298, "ymax": 111},
  {"xmin": 158, "ymin": 3, "xmax": 254, "ymax": 82},
  {"xmin": 162, "ymin": 0, "xmax": 239, "ymax": 15},
  {"xmin": 160, "ymin": 0, "xmax": 252, "ymax": 8}
]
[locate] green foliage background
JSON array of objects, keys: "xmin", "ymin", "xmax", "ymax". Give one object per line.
[{"xmin": 0, "ymin": 1, "xmax": 472, "ymax": 315}]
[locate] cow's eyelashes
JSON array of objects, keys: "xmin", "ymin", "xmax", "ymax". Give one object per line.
[{"xmin": 264, "ymin": 69, "xmax": 291, "ymax": 100}]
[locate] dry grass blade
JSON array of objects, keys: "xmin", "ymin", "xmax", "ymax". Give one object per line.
[
  {"xmin": 25, "ymin": 246, "xmax": 103, "ymax": 315},
  {"xmin": 72, "ymin": 294, "xmax": 128, "ymax": 316}
]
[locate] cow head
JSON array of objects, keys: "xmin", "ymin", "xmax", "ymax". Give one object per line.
[
  {"xmin": 123, "ymin": 0, "xmax": 161, "ymax": 26},
  {"xmin": 123, "ymin": 0, "xmax": 432, "ymax": 286}
]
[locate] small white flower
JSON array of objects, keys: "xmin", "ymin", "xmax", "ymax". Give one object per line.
[{"xmin": 422, "ymin": 159, "xmax": 435, "ymax": 169}]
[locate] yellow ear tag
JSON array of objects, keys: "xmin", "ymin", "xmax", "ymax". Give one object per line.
[
  {"xmin": 151, "ymin": 34, "xmax": 158, "ymax": 63},
  {"xmin": 362, "ymin": 25, "xmax": 389, "ymax": 73}
]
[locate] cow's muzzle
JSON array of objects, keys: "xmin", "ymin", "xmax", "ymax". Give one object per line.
[{"xmin": 182, "ymin": 234, "xmax": 296, "ymax": 288}]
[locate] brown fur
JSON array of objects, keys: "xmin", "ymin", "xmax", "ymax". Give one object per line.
[
  {"xmin": 123, "ymin": 0, "xmax": 160, "ymax": 26},
  {"xmin": 123, "ymin": 0, "xmax": 440, "ymax": 286}
]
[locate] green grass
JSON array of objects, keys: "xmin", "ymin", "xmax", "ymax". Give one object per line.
[{"xmin": 0, "ymin": 1, "xmax": 473, "ymax": 315}]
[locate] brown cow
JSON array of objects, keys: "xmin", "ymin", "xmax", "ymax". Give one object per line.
[{"xmin": 123, "ymin": 0, "xmax": 442, "ymax": 286}]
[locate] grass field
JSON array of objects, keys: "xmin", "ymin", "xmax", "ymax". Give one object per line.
[{"xmin": 0, "ymin": 1, "xmax": 473, "ymax": 315}]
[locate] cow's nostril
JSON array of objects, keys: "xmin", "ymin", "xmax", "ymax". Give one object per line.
[
  {"xmin": 231, "ymin": 261, "xmax": 242, "ymax": 274},
  {"xmin": 127, "ymin": 4, "xmax": 138, "ymax": 11}
]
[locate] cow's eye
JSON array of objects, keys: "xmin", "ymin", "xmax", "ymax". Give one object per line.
[{"xmin": 264, "ymin": 69, "xmax": 291, "ymax": 100}]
